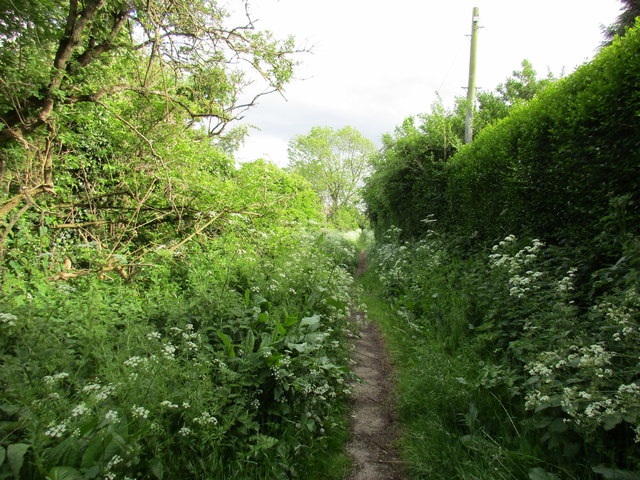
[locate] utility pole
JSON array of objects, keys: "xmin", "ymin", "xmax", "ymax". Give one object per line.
[{"xmin": 464, "ymin": 7, "xmax": 479, "ymax": 144}]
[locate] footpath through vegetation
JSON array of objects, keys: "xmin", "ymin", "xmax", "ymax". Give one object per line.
[{"xmin": 346, "ymin": 252, "xmax": 404, "ymax": 480}]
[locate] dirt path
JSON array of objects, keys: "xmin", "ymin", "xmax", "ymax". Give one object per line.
[{"xmin": 346, "ymin": 252, "xmax": 405, "ymax": 480}]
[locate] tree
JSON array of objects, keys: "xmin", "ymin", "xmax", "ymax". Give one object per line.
[
  {"xmin": 0, "ymin": 0, "xmax": 301, "ymax": 266},
  {"xmin": 287, "ymin": 126, "xmax": 375, "ymax": 227},
  {"xmin": 474, "ymin": 60, "xmax": 555, "ymax": 131},
  {"xmin": 364, "ymin": 61, "xmax": 557, "ymax": 239},
  {"xmin": 603, "ymin": 0, "xmax": 640, "ymax": 43}
]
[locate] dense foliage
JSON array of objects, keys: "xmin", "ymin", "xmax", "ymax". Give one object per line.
[
  {"xmin": 0, "ymin": 0, "xmax": 300, "ymax": 263},
  {"xmin": 0, "ymin": 1, "xmax": 362, "ymax": 479},
  {"xmin": 1, "ymin": 224, "xmax": 359, "ymax": 479},
  {"xmin": 364, "ymin": 24, "xmax": 640, "ymax": 480},
  {"xmin": 288, "ymin": 126, "xmax": 375, "ymax": 230},
  {"xmin": 364, "ymin": 60, "xmax": 554, "ymax": 240}
]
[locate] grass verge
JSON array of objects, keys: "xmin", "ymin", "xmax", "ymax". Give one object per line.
[{"xmin": 357, "ymin": 269, "xmax": 546, "ymax": 480}]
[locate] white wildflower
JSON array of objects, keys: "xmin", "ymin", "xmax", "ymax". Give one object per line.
[
  {"xmin": 105, "ymin": 410, "xmax": 119, "ymax": 423},
  {"xmin": 162, "ymin": 343, "xmax": 176, "ymax": 359},
  {"xmin": 131, "ymin": 405, "xmax": 150, "ymax": 419},
  {"xmin": 194, "ymin": 412, "xmax": 217, "ymax": 425},
  {"xmin": 44, "ymin": 372, "xmax": 69, "ymax": 385},
  {"xmin": 45, "ymin": 422, "xmax": 68, "ymax": 438},
  {"xmin": 123, "ymin": 356, "xmax": 146, "ymax": 368},
  {"xmin": 71, "ymin": 403, "xmax": 89, "ymax": 417},
  {"xmin": 0, "ymin": 313, "xmax": 17, "ymax": 326},
  {"xmin": 106, "ymin": 455, "xmax": 123, "ymax": 470}
]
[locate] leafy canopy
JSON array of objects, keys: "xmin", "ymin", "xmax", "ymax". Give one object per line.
[
  {"xmin": 0, "ymin": 0, "xmax": 304, "ymax": 274},
  {"xmin": 287, "ymin": 126, "xmax": 375, "ymax": 228}
]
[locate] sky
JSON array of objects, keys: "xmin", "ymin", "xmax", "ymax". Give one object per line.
[{"xmin": 233, "ymin": 0, "xmax": 623, "ymax": 167}]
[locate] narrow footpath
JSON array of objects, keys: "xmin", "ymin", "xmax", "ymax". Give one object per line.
[{"xmin": 346, "ymin": 252, "xmax": 405, "ymax": 480}]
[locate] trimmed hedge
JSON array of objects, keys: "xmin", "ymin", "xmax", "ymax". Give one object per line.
[{"xmin": 443, "ymin": 26, "xmax": 640, "ymax": 250}]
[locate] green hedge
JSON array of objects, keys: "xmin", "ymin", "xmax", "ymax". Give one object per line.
[{"xmin": 444, "ymin": 26, "xmax": 640, "ymax": 250}]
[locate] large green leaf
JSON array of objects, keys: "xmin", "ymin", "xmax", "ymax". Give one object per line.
[
  {"xmin": 46, "ymin": 466, "xmax": 82, "ymax": 480},
  {"xmin": 593, "ymin": 465, "xmax": 640, "ymax": 480},
  {"xmin": 529, "ymin": 467, "xmax": 561, "ymax": 480},
  {"xmin": 7, "ymin": 443, "xmax": 30, "ymax": 479}
]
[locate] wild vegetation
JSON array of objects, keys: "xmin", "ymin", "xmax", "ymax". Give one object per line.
[
  {"xmin": 0, "ymin": 1, "xmax": 360, "ymax": 478},
  {"xmin": 363, "ymin": 21, "xmax": 640, "ymax": 480},
  {"xmin": 2, "ymin": 0, "xmax": 639, "ymax": 479}
]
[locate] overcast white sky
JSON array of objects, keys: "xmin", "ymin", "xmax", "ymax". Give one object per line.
[{"xmin": 233, "ymin": 0, "xmax": 623, "ymax": 166}]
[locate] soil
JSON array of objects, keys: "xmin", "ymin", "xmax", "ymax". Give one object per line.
[{"xmin": 345, "ymin": 252, "xmax": 405, "ymax": 480}]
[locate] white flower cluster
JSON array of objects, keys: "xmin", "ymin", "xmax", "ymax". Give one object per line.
[
  {"xmin": 131, "ymin": 405, "xmax": 150, "ymax": 419},
  {"xmin": 194, "ymin": 412, "xmax": 218, "ymax": 425},
  {"xmin": 82, "ymin": 382, "xmax": 115, "ymax": 401},
  {"xmin": 568, "ymin": 343, "xmax": 613, "ymax": 368},
  {"xmin": 489, "ymin": 236, "xmax": 544, "ymax": 274},
  {"xmin": 0, "ymin": 312, "xmax": 17, "ymax": 326},
  {"xmin": 105, "ymin": 410, "xmax": 119, "ymax": 423},
  {"xmin": 489, "ymin": 236, "xmax": 548, "ymax": 298},
  {"xmin": 104, "ymin": 454, "xmax": 123, "ymax": 480},
  {"xmin": 44, "ymin": 372, "xmax": 70, "ymax": 385},
  {"xmin": 70, "ymin": 403, "xmax": 89, "ymax": 417},
  {"xmin": 162, "ymin": 342, "xmax": 177, "ymax": 360},
  {"xmin": 123, "ymin": 356, "xmax": 147, "ymax": 368},
  {"xmin": 45, "ymin": 421, "xmax": 68, "ymax": 438},
  {"xmin": 524, "ymin": 390, "xmax": 551, "ymax": 410},
  {"xmin": 557, "ymin": 267, "xmax": 578, "ymax": 293}
]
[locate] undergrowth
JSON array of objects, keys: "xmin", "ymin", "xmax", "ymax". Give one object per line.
[
  {"xmin": 0, "ymin": 229, "xmax": 358, "ymax": 480},
  {"xmin": 362, "ymin": 227, "xmax": 640, "ymax": 480}
]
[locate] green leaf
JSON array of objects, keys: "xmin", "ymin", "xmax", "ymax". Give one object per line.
[
  {"xmin": 7, "ymin": 443, "xmax": 30, "ymax": 479},
  {"xmin": 592, "ymin": 465, "xmax": 640, "ymax": 480},
  {"xmin": 83, "ymin": 465, "xmax": 100, "ymax": 479},
  {"xmin": 602, "ymin": 414, "xmax": 623, "ymax": 431},
  {"xmin": 243, "ymin": 329, "xmax": 255, "ymax": 353},
  {"xmin": 286, "ymin": 342, "xmax": 309, "ymax": 353},
  {"xmin": 283, "ymin": 314, "xmax": 299, "ymax": 329},
  {"xmin": 216, "ymin": 331, "xmax": 236, "ymax": 357},
  {"xmin": 150, "ymin": 458, "xmax": 164, "ymax": 480},
  {"xmin": 46, "ymin": 466, "xmax": 83, "ymax": 480},
  {"xmin": 0, "ymin": 446, "xmax": 5, "ymax": 467},
  {"xmin": 299, "ymin": 314, "xmax": 321, "ymax": 331},
  {"xmin": 548, "ymin": 418, "xmax": 568, "ymax": 433},
  {"xmin": 529, "ymin": 467, "xmax": 561, "ymax": 480},
  {"xmin": 81, "ymin": 433, "xmax": 107, "ymax": 468}
]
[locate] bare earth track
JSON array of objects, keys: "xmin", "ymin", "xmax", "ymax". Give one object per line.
[{"xmin": 346, "ymin": 252, "xmax": 405, "ymax": 480}]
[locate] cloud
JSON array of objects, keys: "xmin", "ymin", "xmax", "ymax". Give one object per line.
[{"xmin": 234, "ymin": 0, "xmax": 621, "ymax": 167}]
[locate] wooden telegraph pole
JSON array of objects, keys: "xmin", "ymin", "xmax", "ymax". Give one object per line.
[{"xmin": 464, "ymin": 7, "xmax": 479, "ymax": 144}]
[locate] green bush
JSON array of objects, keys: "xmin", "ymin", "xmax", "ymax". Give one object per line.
[
  {"xmin": 0, "ymin": 230, "xmax": 356, "ymax": 480},
  {"xmin": 368, "ymin": 229, "xmax": 640, "ymax": 478}
]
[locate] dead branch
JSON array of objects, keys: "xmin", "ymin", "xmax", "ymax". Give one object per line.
[
  {"xmin": 52, "ymin": 220, "xmax": 110, "ymax": 229},
  {"xmin": 0, "ymin": 184, "xmax": 55, "ymax": 220},
  {"xmin": 167, "ymin": 210, "xmax": 227, "ymax": 253},
  {"xmin": 48, "ymin": 262, "xmax": 158, "ymax": 281}
]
